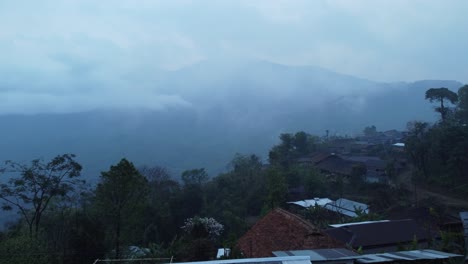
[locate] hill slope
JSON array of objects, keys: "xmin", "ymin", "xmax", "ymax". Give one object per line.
[{"xmin": 0, "ymin": 61, "xmax": 462, "ymax": 180}]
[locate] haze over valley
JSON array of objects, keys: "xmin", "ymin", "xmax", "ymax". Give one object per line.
[{"xmin": 0, "ymin": 60, "xmax": 462, "ymax": 178}]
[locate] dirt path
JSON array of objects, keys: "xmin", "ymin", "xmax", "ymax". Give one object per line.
[{"xmin": 396, "ymin": 169, "xmax": 468, "ymax": 210}]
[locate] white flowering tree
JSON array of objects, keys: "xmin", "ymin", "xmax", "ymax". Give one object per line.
[{"xmin": 181, "ymin": 217, "xmax": 223, "ymax": 240}]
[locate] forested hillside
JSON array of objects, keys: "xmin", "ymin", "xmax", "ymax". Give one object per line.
[{"xmin": 0, "ymin": 83, "xmax": 467, "ymax": 264}]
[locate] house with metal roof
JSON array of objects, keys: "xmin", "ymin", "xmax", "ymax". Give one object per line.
[
  {"xmin": 296, "ymin": 152, "xmax": 361, "ymax": 177},
  {"xmin": 324, "ymin": 220, "xmax": 431, "ymax": 253},
  {"xmin": 340, "ymin": 156, "xmax": 388, "ymax": 183},
  {"xmin": 237, "ymin": 208, "xmax": 344, "ymax": 258},
  {"xmin": 314, "ymin": 155, "xmax": 360, "ymax": 177}
]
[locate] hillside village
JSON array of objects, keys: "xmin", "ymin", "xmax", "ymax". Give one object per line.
[
  {"xmin": 202, "ymin": 121, "xmax": 468, "ymax": 264},
  {"xmin": 0, "ymin": 86, "xmax": 467, "ymax": 264}
]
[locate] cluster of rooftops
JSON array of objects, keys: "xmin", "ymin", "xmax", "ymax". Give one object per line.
[
  {"xmin": 120, "ymin": 202, "xmax": 467, "ymax": 264},
  {"xmin": 170, "ymin": 206, "xmax": 465, "ymax": 264},
  {"xmin": 230, "ymin": 206, "xmax": 466, "ymax": 264}
]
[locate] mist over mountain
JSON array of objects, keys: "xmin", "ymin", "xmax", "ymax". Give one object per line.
[{"xmin": 0, "ymin": 61, "xmax": 462, "ymax": 180}]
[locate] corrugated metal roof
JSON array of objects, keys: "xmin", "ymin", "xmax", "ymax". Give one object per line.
[
  {"xmin": 289, "ymin": 198, "xmax": 369, "ymax": 218},
  {"xmin": 175, "ymin": 250, "xmax": 462, "ymax": 264},
  {"xmin": 274, "ymin": 249, "xmax": 462, "ymax": 263},
  {"xmin": 326, "ymin": 220, "xmax": 429, "ymax": 248},
  {"xmin": 324, "ymin": 204, "xmax": 360, "ymax": 217},
  {"xmin": 355, "ymin": 249, "xmax": 462, "ymax": 263},
  {"xmin": 324, "ymin": 199, "xmax": 369, "ymax": 218},
  {"xmin": 171, "ymin": 256, "xmax": 311, "ymax": 264},
  {"xmin": 287, "ymin": 198, "xmax": 333, "ymax": 208},
  {"xmin": 335, "ymin": 198, "xmax": 368, "ymax": 212},
  {"xmin": 329, "ymin": 220, "xmax": 390, "ymax": 228},
  {"xmin": 273, "ymin": 250, "xmax": 325, "ymax": 260},
  {"xmin": 272, "ymin": 248, "xmax": 359, "ymax": 261}
]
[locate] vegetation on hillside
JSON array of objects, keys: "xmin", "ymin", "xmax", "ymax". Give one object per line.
[{"xmin": 0, "ymin": 86, "xmax": 467, "ymax": 263}]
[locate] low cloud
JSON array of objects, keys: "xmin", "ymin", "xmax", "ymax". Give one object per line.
[{"xmin": 0, "ymin": 0, "xmax": 467, "ymax": 114}]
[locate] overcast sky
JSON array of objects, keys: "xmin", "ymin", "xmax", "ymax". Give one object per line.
[{"xmin": 1, "ymin": 0, "xmax": 467, "ymax": 114}]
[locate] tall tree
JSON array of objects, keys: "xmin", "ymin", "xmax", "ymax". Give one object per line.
[
  {"xmin": 0, "ymin": 154, "xmax": 83, "ymax": 238},
  {"xmin": 181, "ymin": 168, "xmax": 208, "ymax": 186},
  {"xmin": 140, "ymin": 165, "xmax": 180, "ymax": 244},
  {"xmin": 405, "ymin": 121, "xmax": 430, "ymax": 178},
  {"xmin": 425, "ymin": 87, "xmax": 458, "ymax": 121},
  {"xmin": 269, "ymin": 132, "xmax": 318, "ymax": 168},
  {"xmin": 456, "ymin": 85, "xmax": 468, "ymax": 123},
  {"xmin": 363, "ymin": 125, "xmax": 377, "ymax": 137},
  {"xmin": 94, "ymin": 158, "xmax": 148, "ymax": 258},
  {"xmin": 265, "ymin": 168, "xmax": 287, "ymax": 210},
  {"xmin": 175, "ymin": 169, "xmax": 209, "ymax": 223},
  {"xmin": 293, "ymin": 131, "xmax": 308, "ymax": 155}
]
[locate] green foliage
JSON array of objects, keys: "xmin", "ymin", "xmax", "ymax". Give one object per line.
[
  {"xmin": 302, "ymin": 167, "xmax": 328, "ymax": 197},
  {"xmin": 350, "ymin": 164, "xmax": 367, "ymax": 186},
  {"xmin": 293, "ymin": 131, "xmax": 309, "ymax": 155},
  {"xmin": 176, "ymin": 169, "xmax": 209, "ymax": 222},
  {"xmin": 145, "ymin": 242, "xmax": 171, "ymax": 259},
  {"xmin": 385, "ymin": 160, "xmax": 396, "ymax": 179},
  {"xmin": 94, "ymin": 158, "xmax": 149, "ymax": 258},
  {"xmin": 457, "ymin": 84, "xmax": 468, "ymax": 123},
  {"xmin": 203, "ymin": 154, "xmax": 265, "ymax": 236},
  {"xmin": 426, "ymin": 87, "xmax": 459, "ymax": 104},
  {"xmin": 405, "ymin": 121, "xmax": 430, "ymax": 178},
  {"xmin": 181, "ymin": 168, "xmax": 209, "ymax": 186},
  {"xmin": 264, "ymin": 168, "xmax": 287, "ymax": 210},
  {"xmin": 167, "ymin": 217, "xmax": 224, "ymax": 262},
  {"xmin": 41, "ymin": 206, "xmax": 107, "ymax": 264},
  {"xmin": 410, "ymin": 235, "xmax": 418, "ymax": 250},
  {"xmin": 0, "ymin": 154, "xmax": 83, "ymax": 238},
  {"xmin": 353, "ymin": 209, "xmax": 382, "ymax": 222},
  {"xmin": 425, "ymin": 87, "xmax": 458, "ymax": 121},
  {"xmin": 184, "ymin": 238, "xmax": 217, "ymax": 261},
  {"xmin": 303, "ymin": 205, "xmax": 335, "ymax": 229},
  {"xmin": 0, "ymin": 235, "xmax": 50, "ymax": 264},
  {"xmin": 367, "ymin": 183, "xmax": 411, "ymax": 213},
  {"xmin": 356, "ymin": 246, "xmax": 363, "ymax": 254},
  {"xmin": 6, "ymin": 110, "xmax": 468, "ymax": 263},
  {"xmin": 141, "ymin": 166, "xmax": 181, "ymax": 245},
  {"xmin": 406, "ymin": 114, "xmax": 468, "ymax": 190},
  {"xmin": 269, "ymin": 131, "xmax": 319, "ymax": 168},
  {"xmin": 438, "ymin": 231, "xmax": 465, "ymax": 254}
]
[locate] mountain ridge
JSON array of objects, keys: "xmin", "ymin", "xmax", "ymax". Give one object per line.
[{"xmin": 0, "ymin": 61, "xmax": 463, "ymax": 180}]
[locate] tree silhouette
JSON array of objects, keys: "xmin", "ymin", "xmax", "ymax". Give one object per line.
[
  {"xmin": 425, "ymin": 87, "xmax": 458, "ymax": 122},
  {"xmin": 0, "ymin": 154, "xmax": 82, "ymax": 238}
]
